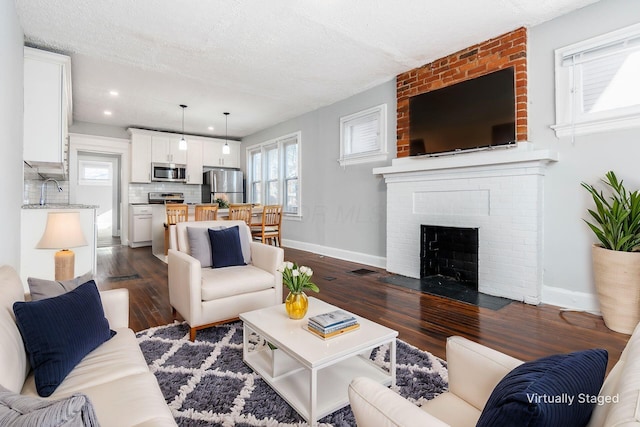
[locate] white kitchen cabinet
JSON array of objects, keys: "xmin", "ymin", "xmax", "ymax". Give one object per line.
[
  {"xmin": 203, "ymin": 138, "xmax": 240, "ymax": 168},
  {"xmin": 20, "ymin": 207, "xmax": 96, "ymax": 291},
  {"xmin": 129, "ymin": 130, "xmax": 152, "ymax": 183},
  {"xmin": 129, "ymin": 204, "xmax": 153, "ymax": 247},
  {"xmin": 23, "ymin": 47, "xmax": 72, "ymax": 171},
  {"xmin": 152, "ymin": 135, "xmax": 188, "ymax": 164},
  {"xmin": 186, "ymin": 139, "xmax": 203, "ymax": 184}
]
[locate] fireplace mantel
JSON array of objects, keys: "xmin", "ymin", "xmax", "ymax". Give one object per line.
[
  {"xmin": 373, "ymin": 144, "xmax": 558, "ymax": 177},
  {"xmin": 375, "ymin": 143, "xmax": 559, "ymax": 304}
]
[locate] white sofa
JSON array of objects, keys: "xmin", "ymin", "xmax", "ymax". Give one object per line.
[
  {"xmin": 349, "ymin": 326, "xmax": 640, "ymax": 427},
  {"xmin": 168, "ymin": 220, "xmax": 284, "ymax": 341},
  {"xmin": 0, "ymin": 265, "xmax": 176, "ymax": 426}
]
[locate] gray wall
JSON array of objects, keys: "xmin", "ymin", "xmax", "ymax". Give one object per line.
[
  {"xmin": 529, "ymin": 0, "xmax": 640, "ymax": 310},
  {"xmin": 0, "ymin": 2, "xmax": 24, "ymax": 269},
  {"xmin": 242, "ymin": 80, "xmax": 396, "ymax": 266}
]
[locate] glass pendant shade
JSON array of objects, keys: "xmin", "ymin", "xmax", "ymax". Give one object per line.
[
  {"xmin": 179, "ymin": 104, "xmax": 188, "ymax": 150},
  {"xmin": 223, "ymin": 112, "xmax": 230, "ymax": 155}
]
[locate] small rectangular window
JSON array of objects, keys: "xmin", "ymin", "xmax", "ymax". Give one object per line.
[
  {"xmin": 339, "ymin": 104, "xmax": 387, "ymax": 166},
  {"xmin": 78, "ymin": 160, "xmax": 112, "ymax": 186}
]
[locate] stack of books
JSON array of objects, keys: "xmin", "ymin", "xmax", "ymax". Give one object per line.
[{"xmin": 307, "ymin": 309, "xmax": 360, "ymax": 339}]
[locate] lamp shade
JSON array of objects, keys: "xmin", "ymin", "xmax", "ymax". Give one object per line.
[{"xmin": 36, "ymin": 212, "xmax": 88, "ymax": 249}]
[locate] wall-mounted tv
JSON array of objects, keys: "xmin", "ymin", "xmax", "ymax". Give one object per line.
[{"xmin": 409, "ymin": 67, "xmax": 516, "ymax": 157}]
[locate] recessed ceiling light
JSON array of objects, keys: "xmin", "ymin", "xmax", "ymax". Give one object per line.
[
  {"xmin": 109, "ymin": 90, "xmax": 119, "ymax": 96},
  {"xmin": 104, "ymin": 110, "xmax": 112, "ymax": 116},
  {"xmin": 208, "ymin": 126, "xmax": 214, "ymax": 131}
]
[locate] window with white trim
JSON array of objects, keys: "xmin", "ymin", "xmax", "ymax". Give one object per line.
[
  {"xmin": 553, "ymin": 23, "xmax": 640, "ymax": 138},
  {"xmin": 247, "ymin": 132, "xmax": 300, "ymax": 216},
  {"xmin": 78, "ymin": 160, "xmax": 112, "ymax": 186},
  {"xmin": 339, "ymin": 104, "xmax": 387, "ymax": 166}
]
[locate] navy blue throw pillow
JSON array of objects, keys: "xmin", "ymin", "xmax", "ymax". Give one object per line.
[
  {"xmin": 476, "ymin": 348, "xmax": 608, "ymax": 427},
  {"xmin": 13, "ymin": 280, "xmax": 115, "ymax": 397},
  {"xmin": 208, "ymin": 226, "xmax": 246, "ymax": 268}
]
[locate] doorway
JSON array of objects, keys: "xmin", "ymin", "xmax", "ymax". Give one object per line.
[{"xmin": 74, "ymin": 152, "xmax": 121, "ymax": 247}]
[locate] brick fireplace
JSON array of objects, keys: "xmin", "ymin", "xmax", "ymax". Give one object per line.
[
  {"xmin": 374, "ymin": 150, "xmax": 557, "ymax": 303},
  {"xmin": 396, "ymin": 27, "xmax": 528, "ymax": 158},
  {"xmin": 374, "ymin": 28, "xmax": 558, "ymax": 304}
]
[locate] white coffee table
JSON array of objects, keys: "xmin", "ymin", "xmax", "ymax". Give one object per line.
[{"xmin": 240, "ymin": 297, "xmax": 398, "ymax": 426}]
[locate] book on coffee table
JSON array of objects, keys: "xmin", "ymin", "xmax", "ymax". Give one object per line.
[
  {"xmin": 308, "ymin": 310, "xmax": 356, "ymax": 330},
  {"xmin": 308, "ymin": 318, "xmax": 358, "ymax": 334},
  {"xmin": 305, "ymin": 323, "xmax": 360, "ymax": 339}
]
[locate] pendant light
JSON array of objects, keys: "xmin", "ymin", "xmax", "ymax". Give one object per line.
[
  {"xmin": 222, "ymin": 112, "xmax": 230, "ymax": 154},
  {"xmin": 178, "ymin": 104, "xmax": 188, "ymax": 151}
]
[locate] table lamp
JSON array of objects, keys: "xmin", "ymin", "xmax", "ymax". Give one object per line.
[{"xmin": 36, "ymin": 212, "xmax": 88, "ymax": 281}]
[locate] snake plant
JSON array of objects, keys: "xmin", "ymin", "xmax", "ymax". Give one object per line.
[{"xmin": 581, "ymin": 171, "xmax": 640, "ymax": 252}]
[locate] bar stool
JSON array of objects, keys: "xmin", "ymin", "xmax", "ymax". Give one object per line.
[
  {"xmin": 164, "ymin": 204, "xmax": 188, "ymax": 255},
  {"xmin": 228, "ymin": 204, "xmax": 253, "ymax": 226},
  {"xmin": 195, "ymin": 204, "xmax": 218, "ymax": 221}
]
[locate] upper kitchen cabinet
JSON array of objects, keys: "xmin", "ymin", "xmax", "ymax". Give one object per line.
[
  {"xmin": 152, "ymin": 135, "xmax": 188, "ymax": 164},
  {"xmin": 186, "ymin": 139, "xmax": 203, "ymax": 184},
  {"xmin": 23, "ymin": 47, "xmax": 72, "ymax": 178},
  {"xmin": 202, "ymin": 138, "xmax": 240, "ymax": 168},
  {"xmin": 129, "ymin": 129, "xmax": 152, "ymax": 183}
]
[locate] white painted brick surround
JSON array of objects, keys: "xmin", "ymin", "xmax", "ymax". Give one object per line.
[{"xmin": 374, "ymin": 147, "xmax": 558, "ymax": 304}]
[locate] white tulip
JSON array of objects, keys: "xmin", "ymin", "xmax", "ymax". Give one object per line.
[{"xmin": 292, "ymin": 269, "xmax": 300, "ymax": 277}]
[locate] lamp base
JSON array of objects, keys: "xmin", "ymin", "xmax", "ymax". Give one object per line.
[{"xmin": 54, "ymin": 249, "xmax": 75, "ymax": 281}]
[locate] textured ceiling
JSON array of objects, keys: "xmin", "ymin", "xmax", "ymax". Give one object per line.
[{"xmin": 15, "ymin": 0, "xmax": 598, "ymax": 139}]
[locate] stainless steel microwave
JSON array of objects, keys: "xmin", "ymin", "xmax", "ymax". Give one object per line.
[{"xmin": 152, "ymin": 163, "xmax": 186, "ymax": 182}]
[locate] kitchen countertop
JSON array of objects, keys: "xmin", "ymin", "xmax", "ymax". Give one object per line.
[{"xmin": 22, "ymin": 204, "xmax": 99, "ymax": 209}]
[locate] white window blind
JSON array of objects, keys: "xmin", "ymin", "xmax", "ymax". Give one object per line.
[
  {"xmin": 553, "ymin": 23, "xmax": 640, "ymax": 138},
  {"xmin": 339, "ymin": 104, "xmax": 387, "ymax": 166}
]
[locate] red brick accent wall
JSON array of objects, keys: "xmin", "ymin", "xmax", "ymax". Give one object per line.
[{"xmin": 396, "ymin": 27, "xmax": 527, "ymax": 157}]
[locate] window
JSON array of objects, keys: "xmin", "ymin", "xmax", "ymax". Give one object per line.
[
  {"xmin": 339, "ymin": 104, "xmax": 387, "ymax": 166},
  {"xmin": 247, "ymin": 132, "xmax": 300, "ymax": 216},
  {"xmin": 553, "ymin": 23, "xmax": 640, "ymax": 138},
  {"xmin": 78, "ymin": 160, "xmax": 112, "ymax": 186}
]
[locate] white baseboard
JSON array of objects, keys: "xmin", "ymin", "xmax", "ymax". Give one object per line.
[
  {"xmin": 541, "ymin": 285, "xmax": 601, "ymax": 315},
  {"xmin": 282, "ymin": 239, "xmax": 387, "ymax": 269}
]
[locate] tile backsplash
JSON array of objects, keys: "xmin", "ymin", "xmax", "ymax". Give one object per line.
[{"xmin": 23, "ymin": 165, "xmax": 69, "ymax": 205}]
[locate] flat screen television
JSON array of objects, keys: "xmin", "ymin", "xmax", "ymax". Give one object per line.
[{"xmin": 409, "ymin": 67, "xmax": 516, "ymax": 157}]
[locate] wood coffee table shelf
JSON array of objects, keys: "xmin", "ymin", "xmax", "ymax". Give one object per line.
[{"xmin": 240, "ymin": 297, "xmax": 398, "ymax": 426}]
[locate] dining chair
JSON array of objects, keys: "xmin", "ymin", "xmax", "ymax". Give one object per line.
[
  {"xmin": 251, "ymin": 205, "xmax": 283, "ymax": 247},
  {"xmin": 228, "ymin": 204, "xmax": 253, "ymax": 226},
  {"xmin": 194, "ymin": 204, "xmax": 218, "ymax": 221},
  {"xmin": 165, "ymin": 204, "xmax": 188, "ymax": 255}
]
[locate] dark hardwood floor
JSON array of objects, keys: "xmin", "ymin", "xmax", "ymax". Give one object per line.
[{"xmin": 96, "ymin": 244, "xmax": 629, "ymax": 373}]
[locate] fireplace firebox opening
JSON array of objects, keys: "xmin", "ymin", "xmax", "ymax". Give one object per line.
[{"xmin": 420, "ymin": 225, "xmax": 479, "ymax": 289}]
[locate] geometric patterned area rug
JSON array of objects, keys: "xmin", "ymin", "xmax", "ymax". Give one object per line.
[{"xmin": 137, "ymin": 321, "xmax": 448, "ymax": 426}]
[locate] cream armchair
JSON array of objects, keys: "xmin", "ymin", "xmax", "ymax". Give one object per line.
[{"xmin": 168, "ymin": 220, "xmax": 284, "ymax": 341}]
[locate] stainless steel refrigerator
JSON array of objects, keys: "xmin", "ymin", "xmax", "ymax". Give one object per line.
[{"xmin": 202, "ymin": 169, "xmax": 244, "ymax": 204}]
